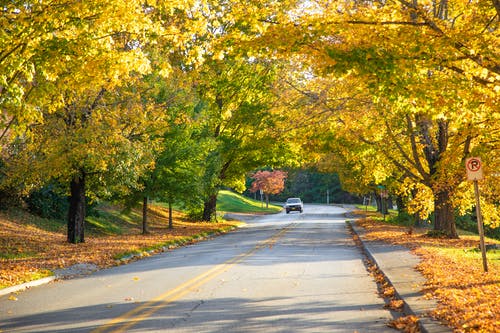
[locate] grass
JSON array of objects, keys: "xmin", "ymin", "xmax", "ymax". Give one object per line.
[
  {"xmin": 85, "ymin": 207, "xmax": 141, "ymax": 235},
  {"xmin": 217, "ymin": 190, "xmax": 282, "ymax": 214},
  {"xmin": 434, "ymin": 245, "xmax": 500, "ymax": 262},
  {"xmin": 2, "ymin": 208, "xmax": 66, "ymax": 233}
]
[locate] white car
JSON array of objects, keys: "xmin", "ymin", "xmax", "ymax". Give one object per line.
[{"xmin": 284, "ymin": 198, "xmax": 303, "ymax": 213}]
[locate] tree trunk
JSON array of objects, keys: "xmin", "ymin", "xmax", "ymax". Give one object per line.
[
  {"xmin": 67, "ymin": 173, "xmax": 86, "ymax": 244},
  {"xmin": 168, "ymin": 201, "xmax": 173, "ymax": 229},
  {"xmin": 433, "ymin": 189, "xmax": 458, "ymax": 238},
  {"xmin": 396, "ymin": 195, "xmax": 406, "ymax": 214},
  {"xmin": 374, "ymin": 191, "xmax": 382, "ymax": 212},
  {"xmin": 142, "ymin": 196, "xmax": 149, "ymax": 234},
  {"xmin": 202, "ymin": 193, "xmax": 217, "ymax": 222},
  {"xmin": 375, "ymin": 193, "xmax": 388, "ymax": 214},
  {"xmin": 387, "ymin": 197, "xmax": 393, "ymax": 210},
  {"xmin": 381, "ymin": 197, "xmax": 388, "ymax": 215}
]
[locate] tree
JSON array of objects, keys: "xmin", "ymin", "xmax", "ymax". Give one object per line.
[
  {"xmin": 150, "ymin": 123, "xmax": 206, "ymax": 229},
  {"xmin": 116, "ymin": 65, "xmax": 204, "ymax": 233},
  {"xmin": 0, "ymin": 1, "xmax": 210, "ymax": 243},
  {"xmin": 7, "ymin": 83, "xmax": 160, "ymax": 242},
  {"xmin": 194, "ymin": 57, "xmax": 295, "ymax": 221},
  {"xmin": 273, "ymin": 168, "xmax": 357, "ymax": 204},
  {"xmin": 256, "ymin": 0, "xmax": 499, "ymax": 237},
  {"xmin": 250, "ymin": 170, "xmax": 288, "ymax": 207},
  {"xmin": 3, "ymin": 0, "xmax": 498, "ymax": 241},
  {"xmin": 0, "ymin": 1, "xmax": 157, "ymax": 147}
]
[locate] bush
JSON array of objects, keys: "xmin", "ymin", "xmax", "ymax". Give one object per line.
[
  {"xmin": 186, "ymin": 207, "xmax": 204, "ymax": 221},
  {"xmin": 25, "ymin": 184, "xmax": 69, "ymax": 220},
  {"xmin": 456, "ymin": 211, "xmax": 500, "ymax": 240},
  {"xmin": 0, "ymin": 159, "xmax": 23, "ymax": 210},
  {"xmin": 0, "ymin": 187, "xmax": 22, "ymax": 210},
  {"xmin": 455, "ymin": 213, "xmax": 477, "ymax": 234},
  {"xmin": 391, "ymin": 212, "xmax": 416, "ymax": 227}
]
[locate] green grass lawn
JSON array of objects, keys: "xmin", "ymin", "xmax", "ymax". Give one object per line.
[{"xmin": 217, "ymin": 190, "xmax": 282, "ymax": 214}]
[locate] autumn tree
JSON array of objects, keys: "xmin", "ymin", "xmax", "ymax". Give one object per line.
[
  {"xmin": 250, "ymin": 170, "xmax": 288, "ymax": 207},
  {"xmin": 3, "ymin": 0, "xmax": 498, "ymax": 241},
  {"xmin": 256, "ymin": 0, "xmax": 499, "ymax": 238},
  {"xmin": 0, "ymin": 1, "xmax": 206, "ymax": 242},
  {"xmin": 193, "ymin": 55, "xmax": 297, "ymax": 221}
]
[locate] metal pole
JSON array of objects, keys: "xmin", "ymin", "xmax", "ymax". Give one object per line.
[{"xmin": 474, "ymin": 180, "xmax": 488, "ymax": 272}]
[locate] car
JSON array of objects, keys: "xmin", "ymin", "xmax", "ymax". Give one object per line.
[{"xmin": 284, "ymin": 197, "xmax": 303, "ymax": 213}]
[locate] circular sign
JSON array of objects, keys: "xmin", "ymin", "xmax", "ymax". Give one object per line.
[
  {"xmin": 465, "ymin": 157, "xmax": 483, "ymax": 181},
  {"xmin": 466, "ymin": 158, "xmax": 482, "ymax": 172}
]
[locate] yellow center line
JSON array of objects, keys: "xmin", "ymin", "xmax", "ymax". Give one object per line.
[{"xmin": 93, "ymin": 224, "xmax": 294, "ymax": 333}]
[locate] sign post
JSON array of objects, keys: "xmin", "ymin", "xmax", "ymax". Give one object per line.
[{"xmin": 466, "ymin": 157, "xmax": 488, "ymax": 272}]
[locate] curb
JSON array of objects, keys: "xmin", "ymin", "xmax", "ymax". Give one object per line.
[
  {"xmin": 1, "ymin": 225, "xmax": 241, "ymax": 299},
  {"xmin": 348, "ymin": 220, "xmax": 451, "ymax": 333},
  {"xmin": 0, "ymin": 276, "xmax": 56, "ymax": 297}
]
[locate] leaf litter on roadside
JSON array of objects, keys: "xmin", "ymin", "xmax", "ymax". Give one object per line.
[{"xmin": 356, "ymin": 217, "xmax": 500, "ymax": 333}]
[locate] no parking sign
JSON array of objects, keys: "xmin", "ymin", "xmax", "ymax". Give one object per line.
[
  {"xmin": 465, "ymin": 156, "xmax": 488, "ymax": 272},
  {"xmin": 466, "ymin": 157, "xmax": 483, "ymax": 181}
]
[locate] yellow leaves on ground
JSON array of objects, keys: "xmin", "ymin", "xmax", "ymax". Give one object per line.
[
  {"xmin": 0, "ymin": 208, "xmax": 237, "ymax": 290},
  {"xmin": 388, "ymin": 315, "xmax": 420, "ymax": 333},
  {"xmin": 357, "ymin": 217, "xmax": 500, "ymax": 333},
  {"xmin": 417, "ymin": 247, "xmax": 500, "ymax": 332}
]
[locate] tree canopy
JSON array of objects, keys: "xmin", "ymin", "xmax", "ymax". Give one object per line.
[{"xmin": 1, "ymin": 0, "xmax": 499, "ymax": 241}]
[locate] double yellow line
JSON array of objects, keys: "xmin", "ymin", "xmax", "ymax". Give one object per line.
[{"xmin": 93, "ymin": 224, "xmax": 294, "ymax": 333}]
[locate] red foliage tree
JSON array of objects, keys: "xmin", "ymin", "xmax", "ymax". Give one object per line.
[{"xmin": 250, "ymin": 170, "xmax": 287, "ymax": 207}]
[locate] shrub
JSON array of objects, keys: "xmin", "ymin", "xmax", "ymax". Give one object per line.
[{"xmin": 25, "ymin": 184, "xmax": 69, "ymax": 220}]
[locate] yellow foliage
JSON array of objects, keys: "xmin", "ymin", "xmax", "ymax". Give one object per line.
[{"xmin": 399, "ymin": 179, "xmax": 435, "ymax": 220}]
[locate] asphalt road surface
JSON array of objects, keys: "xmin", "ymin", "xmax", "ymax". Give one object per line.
[{"xmin": 0, "ymin": 204, "xmax": 398, "ymax": 332}]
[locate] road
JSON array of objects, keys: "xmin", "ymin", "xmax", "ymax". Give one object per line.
[{"xmin": 0, "ymin": 204, "xmax": 398, "ymax": 332}]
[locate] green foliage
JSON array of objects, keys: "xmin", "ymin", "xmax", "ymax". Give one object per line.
[
  {"xmin": 325, "ymin": 46, "xmax": 396, "ymax": 80},
  {"xmin": 456, "ymin": 211, "xmax": 500, "ymax": 240},
  {"xmin": 391, "ymin": 212, "xmax": 417, "ymax": 228},
  {"xmin": 0, "ymin": 186, "xmax": 22, "ymax": 210},
  {"xmin": 194, "ymin": 56, "xmax": 295, "ymax": 219},
  {"xmin": 25, "ymin": 184, "xmax": 69, "ymax": 220},
  {"xmin": 2, "ymin": 0, "xmax": 498, "ymax": 242},
  {"xmin": 186, "ymin": 206, "xmax": 205, "ymax": 222},
  {"xmin": 0, "ymin": 160, "xmax": 23, "ymax": 210}
]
